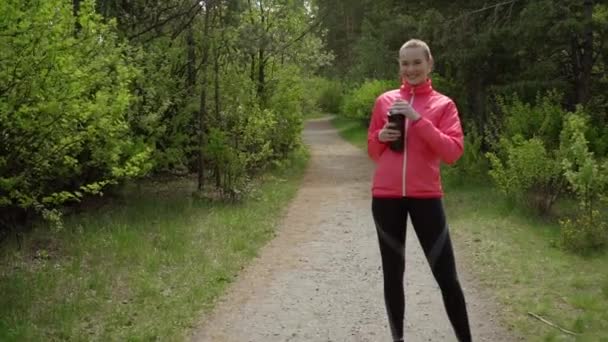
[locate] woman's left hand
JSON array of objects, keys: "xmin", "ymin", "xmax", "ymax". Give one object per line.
[{"xmin": 391, "ymin": 99, "xmax": 421, "ymax": 121}]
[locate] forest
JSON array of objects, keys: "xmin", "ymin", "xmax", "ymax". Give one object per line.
[{"xmin": 1, "ymin": 0, "xmax": 607, "ymax": 340}]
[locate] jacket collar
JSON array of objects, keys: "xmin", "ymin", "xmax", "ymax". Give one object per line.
[{"xmin": 400, "ymin": 78, "xmax": 433, "ymax": 95}]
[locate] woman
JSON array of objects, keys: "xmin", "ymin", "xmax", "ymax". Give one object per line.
[{"xmin": 367, "ymin": 39, "xmax": 472, "ymax": 342}]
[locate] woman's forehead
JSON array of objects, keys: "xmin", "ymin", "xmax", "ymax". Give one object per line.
[{"xmin": 399, "ymin": 47, "xmax": 426, "ymax": 60}]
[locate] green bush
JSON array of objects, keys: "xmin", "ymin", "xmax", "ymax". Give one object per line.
[
  {"xmin": 444, "ymin": 129, "xmax": 488, "ymax": 184},
  {"xmin": 201, "ymin": 66, "xmax": 305, "ymax": 199},
  {"xmin": 237, "ymin": 105, "xmax": 277, "ymax": 173},
  {"xmin": 560, "ymin": 210, "xmax": 608, "ymax": 253},
  {"xmin": 340, "ymin": 79, "xmax": 398, "ymax": 124},
  {"xmin": 485, "ymin": 92, "xmax": 570, "ymax": 214},
  {"xmin": 585, "ymin": 95, "xmax": 608, "ymax": 157},
  {"xmin": 486, "ymin": 137, "xmax": 564, "ymax": 214},
  {"xmin": 203, "ymin": 98, "xmax": 279, "ymax": 200},
  {"xmin": 128, "ymin": 41, "xmax": 191, "ymax": 174},
  {"xmin": 267, "ymin": 66, "xmax": 305, "ymax": 158},
  {"xmin": 300, "ymin": 77, "xmax": 344, "ymax": 115},
  {"xmin": 0, "ymin": 0, "xmax": 150, "ymax": 225},
  {"xmin": 497, "ymin": 91, "xmax": 565, "ymax": 148},
  {"xmin": 559, "ymin": 112, "xmax": 608, "ymax": 252},
  {"xmin": 204, "ymin": 127, "xmax": 249, "ymax": 200},
  {"xmin": 203, "ymin": 107, "xmax": 272, "ymax": 200},
  {"xmin": 430, "ymin": 74, "xmax": 467, "ymax": 112},
  {"xmin": 317, "ymin": 78, "xmax": 345, "ymax": 114}
]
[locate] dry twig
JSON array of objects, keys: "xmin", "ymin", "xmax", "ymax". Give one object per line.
[{"xmin": 527, "ymin": 312, "xmax": 580, "ymax": 336}]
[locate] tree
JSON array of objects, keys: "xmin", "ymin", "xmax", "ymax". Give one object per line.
[{"xmin": 0, "ymin": 0, "xmax": 150, "ymax": 229}]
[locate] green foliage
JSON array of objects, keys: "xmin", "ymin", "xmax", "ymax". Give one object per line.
[
  {"xmin": 496, "ymin": 91, "xmax": 566, "ymax": 149},
  {"xmin": 318, "ymin": 0, "xmax": 608, "ymax": 160},
  {"xmin": 203, "ymin": 63, "xmax": 306, "ymax": 199},
  {"xmin": 239, "ymin": 0, "xmax": 333, "ymax": 74},
  {"xmin": 340, "ymin": 79, "xmax": 398, "ymax": 123},
  {"xmin": 303, "ymin": 77, "xmax": 344, "ymax": 115},
  {"xmin": 486, "ymin": 96, "xmax": 608, "ymax": 247},
  {"xmin": 266, "ymin": 66, "xmax": 305, "ymax": 158},
  {"xmin": 0, "ymin": 0, "xmax": 330, "ymax": 216},
  {"xmin": 204, "ymin": 127, "xmax": 249, "ymax": 200},
  {"xmin": 202, "ymin": 76, "xmax": 279, "ymax": 199},
  {"xmin": 444, "ymin": 130, "xmax": 488, "ymax": 184},
  {"xmin": 485, "ymin": 92, "xmax": 571, "ymax": 214},
  {"xmin": 430, "ymin": 74, "xmax": 467, "ymax": 112},
  {"xmin": 348, "ymin": 8, "xmax": 445, "ymax": 82},
  {"xmin": 560, "ymin": 209, "xmax": 608, "ymax": 253},
  {"xmin": 0, "ymin": 153, "xmax": 309, "ymax": 340},
  {"xmin": 0, "ymin": 0, "xmax": 150, "ymax": 220},
  {"xmin": 560, "ymin": 112, "xmax": 608, "ymax": 207},
  {"xmin": 320, "ymin": 81, "xmax": 345, "ymax": 115},
  {"xmin": 486, "ymin": 138, "xmax": 563, "ymax": 215},
  {"xmin": 348, "ymin": 17, "xmax": 398, "ymax": 80},
  {"xmin": 585, "ymin": 93, "xmax": 608, "ymax": 157},
  {"xmin": 314, "ymin": 0, "xmax": 370, "ymax": 77},
  {"xmin": 236, "ymin": 105, "xmax": 276, "ymax": 173},
  {"xmin": 126, "ymin": 41, "xmax": 191, "ymax": 173},
  {"xmin": 559, "ymin": 113, "xmax": 608, "ymax": 252}
]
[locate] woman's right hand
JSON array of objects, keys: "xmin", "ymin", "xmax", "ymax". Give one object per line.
[{"xmin": 378, "ymin": 122, "xmax": 401, "ymax": 142}]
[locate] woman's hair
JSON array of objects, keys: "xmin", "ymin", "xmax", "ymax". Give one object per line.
[{"xmin": 399, "ymin": 39, "xmax": 433, "ymax": 62}]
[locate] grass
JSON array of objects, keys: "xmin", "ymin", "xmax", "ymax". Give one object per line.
[
  {"xmin": 0, "ymin": 148, "xmax": 309, "ymax": 341},
  {"xmin": 331, "ymin": 116, "xmax": 608, "ymax": 342},
  {"xmin": 445, "ymin": 183, "xmax": 608, "ymax": 342},
  {"xmin": 331, "ymin": 116, "xmax": 368, "ymax": 149},
  {"xmin": 304, "ymin": 109, "xmax": 332, "ymax": 120}
]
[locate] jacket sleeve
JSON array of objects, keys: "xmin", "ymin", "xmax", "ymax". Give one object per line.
[
  {"xmin": 412, "ymin": 100, "xmax": 464, "ymax": 164},
  {"xmin": 367, "ymin": 97, "xmax": 388, "ymax": 162}
]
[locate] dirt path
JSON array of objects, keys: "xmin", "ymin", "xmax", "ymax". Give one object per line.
[{"xmin": 190, "ymin": 117, "xmax": 517, "ymax": 342}]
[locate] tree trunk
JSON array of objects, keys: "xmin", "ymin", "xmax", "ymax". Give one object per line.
[
  {"xmin": 198, "ymin": 87, "xmax": 207, "ymax": 191},
  {"xmin": 577, "ymin": 0, "xmax": 594, "ymax": 105},
  {"xmin": 186, "ymin": 27, "xmax": 196, "ymax": 92},
  {"xmin": 250, "ymin": 54, "xmax": 256, "ymax": 84},
  {"xmin": 214, "ymin": 42, "xmax": 222, "ymax": 188},
  {"xmin": 214, "ymin": 45, "xmax": 221, "ymax": 119},
  {"xmin": 198, "ymin": 4, "xmax": 212, "ymax": 192},
  {"xmin": 257, "ymin": 49, "xmax": 266, "ymax": 105},
  {"xmin": 257, "ymin": 1, "xmax": 267, "ymax": 106},
  {"xmin": 468, "ymin": 76, "xmax": 486, "ymax": 129},
  {"xmin": 73, "ymin": 0, "xmax": 82, "ymax": 33}
]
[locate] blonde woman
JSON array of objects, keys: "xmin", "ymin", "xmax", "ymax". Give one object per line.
[{"xmin": 367, "ymin": 39, "xmax": 472, "ymax": 342}]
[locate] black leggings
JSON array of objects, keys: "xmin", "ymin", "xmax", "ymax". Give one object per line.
[{"xmin": 372, "ymin": 197, "xmax": 472, "ymax": 342}]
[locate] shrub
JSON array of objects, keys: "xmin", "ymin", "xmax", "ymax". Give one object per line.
[
  {"xmin": 317, "ymin": 79, "xmax": 345, "ymax": 114},
  {"xmin": 204, "ymin": 102, "xmax": 278, "ymax": 200},
  {"xmin": 267, "ymin": 67, "xmax": 305, "ymax": 159},
  {"xmin": 559, "ymin": 112, "xmax": 608, "ymax": 252},
  {"xmin": 444, "ymin": 129, "xmax": 488, "ymax": 184},
  {"xmin": 498, "ymin": 91, "xmax": 565, "ymax": 148},
  {"xmin": 301, "ymin": 77, "xmax": 344, "ymax": 115},
  {"xmin": 430, "ymin": 74, "xmax": 467, "ymax": 112},
  {"xmin": 0, "ymin": 0, "xmax": 150, "ymax": 228},
  {"xmin": 560, "ymin": 210, "xmax": 607, "ymax": 253},
  {"xmin": 204, "ymin": 127, "xmax": 248, "ymax": 201},
  {"xmin": 487, "ymin": 137, "xmax": 564, "ymax": 214},
  {"xmin": 340, "ymin": 79, "xmax": 398, "ymax": 124},
  {"xmin": 485, "ymin": 92, "xmax": 570, "ymax": 214}
]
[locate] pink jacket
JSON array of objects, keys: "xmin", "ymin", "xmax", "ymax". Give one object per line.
[{"xmin": 367, "ymin": 79, "xmax": 464, "ymax": 198}]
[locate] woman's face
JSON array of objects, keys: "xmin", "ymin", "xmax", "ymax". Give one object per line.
[{"xmin": 399, "ymin": 47, "xmax": 432, "ymax": 86}]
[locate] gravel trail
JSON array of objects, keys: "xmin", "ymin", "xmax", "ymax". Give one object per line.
[{"xmin": 190, "ymin": 117, "xmax": 517, "ymax": 342}]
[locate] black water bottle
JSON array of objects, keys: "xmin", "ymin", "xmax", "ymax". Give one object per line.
[{"xmin": 388, "ymin": 111, "xmax": 405, "ymax": 152}]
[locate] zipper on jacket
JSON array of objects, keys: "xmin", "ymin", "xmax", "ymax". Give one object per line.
[{"xmin": 403, "ymin": 91, "xmax": 415, "ymax": 197}]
